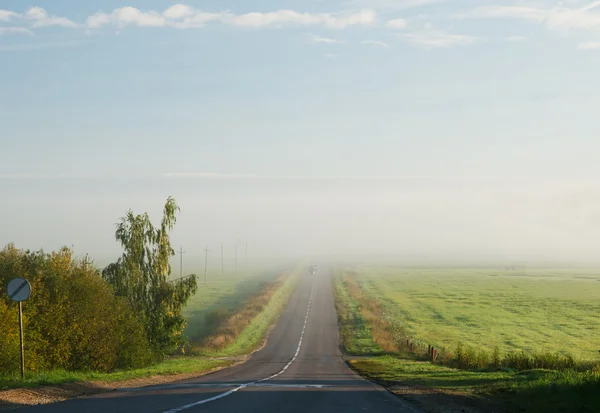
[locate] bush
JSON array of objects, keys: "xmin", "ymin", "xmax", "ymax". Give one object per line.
[
  {"xmin": 492, "ymin": 346, "xmax": 501, "ymax": 368},
  {"xmin": 0, "ymin": 244, "xmax": 153, "ymax": 374},
  {"xmin": 503, "ymin": 350, "xmax": 576, "ymax": 371}
]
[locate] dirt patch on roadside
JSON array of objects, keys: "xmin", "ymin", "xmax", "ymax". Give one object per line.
[{"xmin": 0, "ymin": 359, "xmax": 243, "ymax": 411}]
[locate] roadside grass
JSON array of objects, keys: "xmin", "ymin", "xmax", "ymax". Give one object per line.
[
  {"xmin": 0, "ymin": 358, "xmax": 231, "ymax": 390},
  {"xmin": 183, "ymin": 266, "xmax": 286, "ymax": 343},
  {"xmin": 350, "ymin": 357, "xmax": 600, "ymax": 413},
  {"xmin": 0, "ymin": 265, "xmax": 300, "ymax": 391},
  {"xmin": 334, "ymin": 274, "xmax": 385, "ymax": 356},
  {"xmin": 189, "ymin": 266, "xmax": 301, "ymax": 356},
  {"xmin": 334, "ymin": 267, "xmax": 600, "ymax": 413}
]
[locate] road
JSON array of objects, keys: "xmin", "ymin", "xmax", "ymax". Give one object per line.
[{"xmin": 22, "ymin": 267, "xmax": 421, "ymax": 413}]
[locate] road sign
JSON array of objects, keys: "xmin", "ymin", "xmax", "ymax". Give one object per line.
[{"xmin": 7, "ymin": 278, "xmax": 31, "ymax": 302}]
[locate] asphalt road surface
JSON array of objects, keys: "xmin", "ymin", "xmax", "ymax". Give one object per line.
[{"xmin": 22, "ymin": 267, "xmax": 421, "ymax": 413}]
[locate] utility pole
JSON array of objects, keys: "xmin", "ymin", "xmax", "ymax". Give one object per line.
[
  {"xmin": 177, "ymin": 246, "xmax": 186, "ymax": 279},
  {"xmin": 235, "ymin": 243, "xmax": 238, "ymax": 272},
  {"xmin": 245, "ymin": 242, "xmax": 248, "ymax": 261},
  {"xmin": 221, "ymin": 244, "xmax": 224, "ymax": 275},
  {"xmin": 204, "ymin": 246, "xmax": 209, "ymax": 285}
]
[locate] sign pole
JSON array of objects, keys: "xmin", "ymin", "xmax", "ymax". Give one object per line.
[
  {"xmin": 6, "ymin": 277, "xmax": 32, "ymax": 380},
  {"xmin": 18, "ymin": 301, "xmax": 24, "ymax": 379}
]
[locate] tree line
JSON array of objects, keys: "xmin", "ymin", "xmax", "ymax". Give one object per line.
[{"xmin": 0, "ymin": 197, "xmax": 197, "ymax": 374}]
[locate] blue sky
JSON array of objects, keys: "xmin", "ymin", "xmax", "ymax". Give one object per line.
[{"xmin": 1, "ymin": 1, "xmax": 600, "ymax": 265}]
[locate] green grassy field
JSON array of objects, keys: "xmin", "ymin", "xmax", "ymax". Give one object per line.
[
  {"xmin": 182, "ymin": 266, "xmax": 286, "ymax": 343},
  {"xmin": 346, "ymin": 266, "xmax": 600, "ymax": 360},
  {"xmin": 334, "ymin": 267, "xmax": 600, "ymax": 412}
]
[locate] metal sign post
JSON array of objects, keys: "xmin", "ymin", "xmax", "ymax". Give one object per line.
[{"xmin": 6, "ymin": 278, "xmax": 31, "ymax": 379}]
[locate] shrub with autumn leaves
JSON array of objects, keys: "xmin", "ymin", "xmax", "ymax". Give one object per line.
[{"xmin": 0, "ymin": 244, "xmax": 153, "ymax": 374}]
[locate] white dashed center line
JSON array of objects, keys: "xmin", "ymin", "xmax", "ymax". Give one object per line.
[{"xmin": 162, "ymin": 283, "xmax": 316, "ymax": 413}]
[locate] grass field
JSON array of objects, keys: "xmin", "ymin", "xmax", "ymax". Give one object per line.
[
  {"xmin": 335, "ymin": 265, "xmax": 600, "ymax": 412},
  {"xmin": 182, "ymin": 266, "xmax": 287, "ymax": 343},
  {"xmin": 345, "ymin": 266, "xmax": 600, "ymax": 360}
]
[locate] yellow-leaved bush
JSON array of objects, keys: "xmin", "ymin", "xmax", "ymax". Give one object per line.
[{"xmin": 0, "ymin": 244, "xmax": 154, "ymax": 374}]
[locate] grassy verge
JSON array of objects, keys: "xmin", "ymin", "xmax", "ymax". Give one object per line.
[
  {"xmin": 0, "ymin": 358, "xmax": 231, "ymax": 390},
  {"xmin": 350, "ymin": 357, "xmax": 600, "ymax": 413},
  {"xmin": 183, "ymin": 266, "xmax": 285, "ymax": 343},
  {"xmin": 190, "ymin": 266, "xmax": 301, "ymax": 356},
  {"xmin": 0, "ymin": 266, "xmax": 300, "ymax": 391},
  {"xmin": 334, "ymin": 268, "xmax": 600, "ymax": 413}
]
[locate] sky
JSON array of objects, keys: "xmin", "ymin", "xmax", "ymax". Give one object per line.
[{"xmin": 1, "ymin": 0, "xmax": 600, "ymax": 267}]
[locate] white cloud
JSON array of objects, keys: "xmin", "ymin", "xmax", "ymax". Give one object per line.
[
  {"xmin": 86, "ymin": 6, "xmax": 376, "ymax": 30},
  {"xmin": 460, "ymin": 6, "xmax": 545, "ymax": 22},
  {"xmin": 308, "ymin": 34, "xmax": 342, "ymax": 44},
  {"xmin": 386, "ymin": 18, "xmax": 407, "ymax": 29},
  {"xmin": 171, "ymin": 12, "xmax": 226, "ymax": 29},
  {"xmin": 0, "ymin": 10, "xmax": 20, "ymax": 21},
  {"xmin": 546, "ymin": 7, "xmax": 600, "ymax": 31},
  {"xmin": 161, "ymin": 5, "xmax": 226, "ymax": 28},
  {"xmin": 580, "ymin": 1, "xmax": 600, "ymax": 13},
  {"xmin": 578, "ymin": 41, "xmax": 600, "ymax": 49},
  {"xmin": 87, "ymin": 7, "xmax": 166, "ymax": 29},
  {"xmin": 227, "ymin": 9, "xmax": 376, "ymax": 29},
  {"xmin": 25, "ymin": 7, "xmax": 79, "ymax": 28},
  {"xmin": 506, "ymin": 35, "xmax": 526, "ymax": 42},
  {"xmin": 86, "ymin": 13, "xmax": 113, "ymax": 30},
  {"xmin": 361, "ymin": 40, "xmax": 390, "ymax": 47},
  {"xmin": 0, "ymin": 27, "xmax": 33, "ymax": 35},
  {"xmin": 460, "ymin": 4, "xmax": 600, "ymax": 32},
  {"xmin": 398, "ymin": 29, "xmax": 481, "ymax": 48},
  {"xmin": 345, "ymin": 0, "xmax": 447, "ymax": 11},
  {"xmin": 163, "ymin": 4, "xmax": 195, "ymax": 20}
]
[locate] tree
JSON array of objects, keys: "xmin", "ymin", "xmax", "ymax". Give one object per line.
[{"xmin": 102, "ymin": 197, "xmax": 198, "ymax": 357}]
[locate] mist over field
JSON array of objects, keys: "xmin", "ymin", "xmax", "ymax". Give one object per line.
[{"xmin": 2, "ymin": 174, "xmax": 600, "ymax": 267}]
